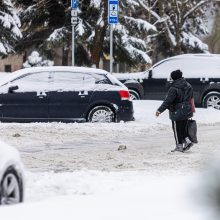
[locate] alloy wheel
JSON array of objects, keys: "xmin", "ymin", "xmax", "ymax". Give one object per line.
[
  {"xmin": 89, "ymin": 106, "xmax": 114, "ymax": 123},
  {"xmin": 1, "ymin": 173, "xmax": 20, "ymax": 205},
  {"xmin": 129, "ymin": 90, "xmax": 140, "ymax": 100},
  {"xmin": 206, "ymin": 95, "xmax": 220, "ymax": 110}
]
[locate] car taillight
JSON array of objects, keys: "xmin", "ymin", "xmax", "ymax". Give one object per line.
[{"xmin": 119, "ymin": 90, "xmax": 130, "ymax": 100}]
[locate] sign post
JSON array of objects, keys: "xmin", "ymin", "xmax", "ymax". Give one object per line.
[
  {"xmin": 71, "ymin": 0, "xmax": 78, "ymax": 66},
  {"xmin": 108, "ymin": 0, "xmax": 118, "ymax": 74}
]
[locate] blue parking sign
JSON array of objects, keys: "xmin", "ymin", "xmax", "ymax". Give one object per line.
[
  {"xmin": 71, "ymin": 0, "xmax": 78, "ymax": 9},
  {"xmin": 108, "ymin": 0, "xmax": 119, "ymax": 24}
]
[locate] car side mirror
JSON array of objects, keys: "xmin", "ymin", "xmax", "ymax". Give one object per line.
[
  {"xmin": 8, "ymin": 85, "xmax": 19, "ymax": 93},
  {"xmin": 148, "ymin": 70, "xmax": 152, "ymax": 79}
]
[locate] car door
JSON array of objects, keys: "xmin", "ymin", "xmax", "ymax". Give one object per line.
[
  {"xmin": 0, "ymin": 72, "xmax": 49, "ymax": 121},
  {"xmin": 142, "ymin": 64, "xmax": 171, "ymax": 100},
  {"xmin": 48, "ymin": 71, "xmax": 96, "ymax": 120}
]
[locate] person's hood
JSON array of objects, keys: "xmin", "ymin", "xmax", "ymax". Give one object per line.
[{"xmin": 171, "ymin": 77, "xmax": 190, "ymax": 90}]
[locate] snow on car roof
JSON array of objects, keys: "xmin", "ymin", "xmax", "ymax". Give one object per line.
[
  {"xmin": 0, "ymin": 66, "xmax": 109, "ymax": 86},
  {"xmin": 13, "ymin": 66, "xmax": 109, "ymax": 75},
  {"xmin": 152, "ymin": 53, "xmax": 220, "ymax": 68},
  {"xmin": 115, "ymin": 53, "xmax": 220, "ymax": 80}
]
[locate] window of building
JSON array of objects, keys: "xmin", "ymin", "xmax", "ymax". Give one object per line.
[{"xmin": 5, "ymin": 65, "xmax": 12, "ymax": 72}]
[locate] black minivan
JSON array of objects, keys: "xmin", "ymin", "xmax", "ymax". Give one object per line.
[
  {"xmin": 116, "ymin": 54, "xmax": 220, "ymax": 110},
  {"xmin": 0, "ymin": 67, "xmax": 133, "ymax": 122}
]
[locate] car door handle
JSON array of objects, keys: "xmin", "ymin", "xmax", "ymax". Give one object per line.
[
  {"xmin": 78, "ymin": 91, "xmax": 88, "ymax": 96},
  {"xmin": 38, "ymin": 94, "xmax": 47, "ymax": 99},
  {"xmin": 200, "ymin": 77, "xmax": 209, "ymax": 83}
]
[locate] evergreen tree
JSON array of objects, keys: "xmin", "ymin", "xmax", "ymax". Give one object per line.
[
  {"xmin": 137, "ymin": 0, "xmax": 212, "ymax": 62},
  {"xmin": 0, "ymin": 0, "xmax": 22, "ymax": 55},
  {"xmin": 17, "ymin": 0, "xmax": 70, "ymax": 63},
  {"xmin": 18, "ymin": 0, "xmax": 157, "ymax": 68},
  {"xmin": 17, "ymin": 0, "xmax": 213, "ymax": 68}
]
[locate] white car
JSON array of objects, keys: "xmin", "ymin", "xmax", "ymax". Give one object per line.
[{"xmin": 0, "ymin": 141, "xmax": 24, "ymax": 205}]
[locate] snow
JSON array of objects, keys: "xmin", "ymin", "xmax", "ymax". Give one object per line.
[
  {"xmin": 47, "ymin": 28, "xmax": 68, "ymax": 42},
  {"xmin": 0, "ymin": 43, "xmax": 7, "ymax": 54},
  {"xmin": 0, "ymin": 100, "xmax": 219, "ymax": 219},
  {"xmin": 114, "ymin": 71, "xmax": 147, "ymax": 81},
  {"xmin": 0, "ymin": 140, "xmax": 23, "ymax": 180},
  {"xmin": 0, "ymin": 67, "xmax": 110, "ymax": 88},
  {"xmin": 126, "ymin": 0, "xmax": 139, "ymax": 7},
  {"xmin": 0, "ymin": 171, "xmax": 210, "ymax": 220},
  {"xmin": 115, "ymin": 54, "xmax": 220, "ymax": 80},
  {"xmin": 0, "ymin": 67, "xmax": 126, "ymax": 93},
  {"xmin": 124, "ymin": 16, "xmax": 157, "ymax": 32},
  {"xmin": 90, "ymin": 0, "xmax": 101, "ymax": 8},
  {"xmin": 182, "ymin": 32, "xmax": 209, "ymax": 51},
  {"xmin": 0, "ymin": 0, "xmax": 22, "ymax": 54},
  {"xmin": 23, "ymin": 51, "xmax": 54, "ymax": 68},
  {"xmin": 77, "ymin": 19, "xmax": 85, "ymax": 36},
  {"xmin": 124, "ymin": 44, "xmax": 152, "ymax": 64}
]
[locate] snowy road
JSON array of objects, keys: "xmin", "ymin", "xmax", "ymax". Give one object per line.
[
  {"xmin": 0, "ymin": 101, "xmax": 220, "ymax": 220},
  {"xmin": 0, "ymin": 101, "xmax": 219, "ymax": 174}
]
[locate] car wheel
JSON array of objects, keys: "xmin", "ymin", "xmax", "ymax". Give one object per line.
[
  {"xmin": 203, "ymin": 92, "xmax": 220, "ymax": 110},
  {"xmin": 129, "ymin": 89, "xmax": 140, "ymax": 100},
  {"xmin": 88, "ymin": 106, "xmax": 115, "ymax": 123},
  {"xmin": 0, "ymin": 167, "xmax": 23, "ymax": 205}
]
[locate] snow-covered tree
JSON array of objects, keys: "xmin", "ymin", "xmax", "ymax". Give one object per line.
[
  {"xmin": 72, "ymin": 0, "xmax": 157, "ymax": 67},
  {"xmin": 0, "ymin": 0, "xmax": 22, "ymax": 55},
  {"xmin": 18, "ymin": 0, "xmax": 72, "ymax": 65},
  {"xmin": 137, "ymin": 0, "xmax": 212, "ymax": 61},
  {"xmin": 23, "ymin": 51, "xmax": 54, "ymax": 68},
  {"xmin": 115, "ymin": 0, "xmax": 157, "ymax": 66},
  {"xmin": 18, "ymin": 0, "xmax": 157, "ymax": 68},
  {"xmin": 17, "ymin": 0, "xmax": 212, "ymax": 68}
]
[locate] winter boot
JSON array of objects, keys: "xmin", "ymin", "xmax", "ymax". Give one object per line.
[
  {"xmin": 183, "ymin": 137, "xmax": 194, "ymax": 152},
  {"xmin": 171, "ymin": 144, "xmax": 184, "ymax": 153}
]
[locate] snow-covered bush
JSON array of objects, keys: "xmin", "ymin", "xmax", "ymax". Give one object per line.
[{"xmin": 23, "ymin": 51, "xmax": 54, "ymax": 68}]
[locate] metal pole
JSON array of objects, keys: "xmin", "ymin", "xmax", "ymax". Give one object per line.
[
  {"xmin": 72, "ymin": 24, "xmax": 75, "ymax": 66},
  {"xmin": 110, "ymin": 24, "xmax": 113, "ymax": 74}
]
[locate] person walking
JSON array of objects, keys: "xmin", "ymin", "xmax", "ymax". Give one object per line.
[{"xmin": 156, "ymin": 69, "xmax": 195, "ymax": 152}]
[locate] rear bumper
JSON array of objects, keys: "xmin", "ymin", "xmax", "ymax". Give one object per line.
[{"xmin": 117, "ymin": 101, "xmax": 134, "ymax": 122}]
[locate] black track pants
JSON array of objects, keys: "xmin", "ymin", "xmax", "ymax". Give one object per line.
[{"xmin": 172, "ymin": 120, "xmax": 188, "ymax": 144}]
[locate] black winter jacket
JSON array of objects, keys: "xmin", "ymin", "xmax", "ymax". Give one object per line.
[{"xmin": 157, "ymin": 78, "xmax": 194, "ymax": 120}]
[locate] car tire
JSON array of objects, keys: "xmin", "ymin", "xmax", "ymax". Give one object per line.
[
  {"xmin": 129, "ymin": 89, "xmax": 140, "ymax": 100},
  {"xmin": 0, "ymin": 167, "xmax": 23, "ymax": 205},
  {"xmin": 87, "ymin": 106, "xmax": 115, "ymax": 123},
  {"xmin": 203, "ymin": 92, "xmax": 220, "ymax": 110}
]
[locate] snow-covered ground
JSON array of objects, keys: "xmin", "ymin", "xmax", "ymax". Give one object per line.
[
  {"xmin": 0, "ymin": 101, "xmax": 219, "ymax": 173},
  {"xmin": 0, "ymin": 100, "xmax": 220, "ymax": 220},
  {"xmin": 0, "ymin": 171, "xmax": 215, "ymax": 220}
]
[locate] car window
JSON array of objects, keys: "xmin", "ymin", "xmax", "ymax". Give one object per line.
[
  {"xmin": 93, "ymin": 74, "xmax": 111, "ymax": 84},
  {"xmin": 50, "ymin": 71, "xmax": 96, "ymax": 91},
  {"xmin": 9, "ymin": 72, "xmax": 50, "ymax": 92},
  {"xmin": 153, "ymin": 60, "xmax": 180, "ymax": 79}
]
